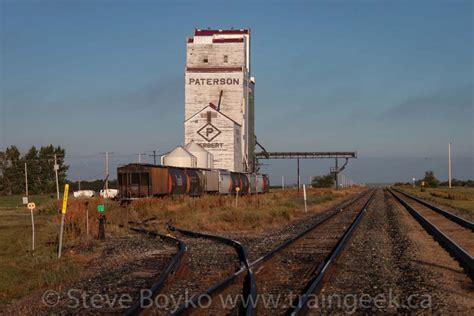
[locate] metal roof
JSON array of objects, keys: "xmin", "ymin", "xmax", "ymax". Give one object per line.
[
  {"xmin": 194, "ymin": 29, "xmax": 249, "ymax": 36},
  {"xmin": 255, "ymin": 152, "xmax": 357, "ymax": 159}
]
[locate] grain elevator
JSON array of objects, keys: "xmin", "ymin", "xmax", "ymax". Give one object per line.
[{"xmin": 184, "ymin": 28, "xmax": 255, "ymax": 172}]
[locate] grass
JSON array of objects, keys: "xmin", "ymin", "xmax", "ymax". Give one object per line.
[
  {"xmin": 111, "ymin": 187, "xmax": 361, "ymax": 233},
  {"xmin": 0, "ymin": 207, "xmax": 82, "ymax": 306},
  {"xmin": 0, "ymin": 187, "xmax": 361, "ymax": 306},
  {"xmin": 0, "ymin": 194, "xmax": 57, "ymax": 208},
  {"xmin": 396, "ymin": 185, "xmax": 474, "ymax": 214},
  {"xmin": 0, "ymin": 195, "xmax": 107, "ymax": 306}
]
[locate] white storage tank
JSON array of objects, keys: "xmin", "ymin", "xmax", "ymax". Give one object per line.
[
  {"xmin": 161, "ymin": 146, "xmax": 197, "ymax": 168},
  {"xmin": 185, "ymin": 141, "xmax": 214, "ymax": 169}
]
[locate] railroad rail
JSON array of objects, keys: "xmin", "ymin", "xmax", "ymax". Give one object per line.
[
  {"xmin": 288, "ymin": 190, "xmax": 375, "ymax": 315},
  {"xmin": 389, "ymin": 189, "xmax": 474, "ymax": 281},
  {"xmin": 124, "ymin": 227, "xmax": 187, "ymax": 316},
  {"xmin": 167, "ymin": 224, "xmax": 257, "ymax": 316},
  {"xmin": 392, "ymin": 188, "xmax": 474, "ymax": 231},
  {"xmin": 173, "ymin": 189, "xmax": 374, "ymax": 315}
]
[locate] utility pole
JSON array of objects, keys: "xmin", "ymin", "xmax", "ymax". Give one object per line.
[
  {"xmin": 448, "ymin": 142, "xmax": 452, "ymax": 188},
  {"xmin": 297, "ymin": 158, "xmax": 300, "ymax": 192},
  {"xmin": 54, "ymin": 154, "xmax": 60, "ymax": 200},
  {"xmin": 335, "ymin": 158, "xmax": 339, "ymax": 189},
  {"xmin": 303, "ymin": 184, "xmax": 307, "ymax": 213},
  {"xmin": 24, "ymin": 162, "xmax": 28, "ymax": 197},
  {"xmin": 147, "ymin": 150, "xmax": 158, "ymax": 165},
  {"xmin": 78, "ymin": 173, "xmax": 81, "ymax": 191},
  {"xmin": 282, "ymin": 176, "xmax": 285, "ymax": 189},
  {"xmin": 105, "ymin": 152, "xmax": 109, "ymax": 191}
]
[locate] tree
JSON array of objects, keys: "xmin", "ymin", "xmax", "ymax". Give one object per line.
[
  {"xmin": 421, "ymin": 170, "xmax": 439, "ymax": 188},
  {"xmin": 0, "ymin": 145, "xmax": 69, "ymax": 195},
  {"xmin": 37, "ymin": 145, "xmax": 68, "ymax": 194},
  {"xmin": 311, "ymin": 173, "xmax": 335, "ymax": 188},
  {"xmin": 24, "ymin": 146, "xmax": 40, "ymax": 194},
  {"xmin": 68, "ymin": 179, "xmax": 118, "ymax": 191},
  {"xmin": 0, "ymin": 151, "xmax": 6, "ymax": 194},
  {"xmin": 1, "ymin": 146, "xmax": 24, "ymax": 195},
  {"xmin": 439, "ymin": 178, "xmax": 474, "ymax": 187}
]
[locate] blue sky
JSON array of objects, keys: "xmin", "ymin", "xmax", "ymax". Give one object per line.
[{"xmin": 1, "ymin": 0, "xmax": 473, "ymax": 183}]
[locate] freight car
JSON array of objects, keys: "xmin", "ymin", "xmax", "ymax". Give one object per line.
[
  {"xmin": 262, "ymin": 174, "xmax": 270, "ymax": 193},
  {"xmin": 249, "ymin": 174, "xmax": 268, "ymax": 194},
  {"xmin": 218, "ymin": 170, "xmax": 233, "ymax": 195},
  {"xmin": 117, "ymin": 163, "xmax": 269, "ymax": 199},
  {"xmin": 231, "ymin": 172, "xmax": 250, "ymax": 194}
]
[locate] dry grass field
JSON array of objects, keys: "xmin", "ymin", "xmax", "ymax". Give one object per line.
[
  {"xmin": 398, "ymin": 186, "xmax": 474, "ymax": 214},
  {"xmin": 115, "ymin": 187, "xmax": 362, "ymax": 233},
  {"xmin": 0, "ymin": 206, "xmax": 81, "ymax": 306},
  {"xmin": 0, "ymin": 187, "xmax": 361, "ymax": 306}
]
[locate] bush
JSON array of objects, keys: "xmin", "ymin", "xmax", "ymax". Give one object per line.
[
  {"xmin": 418, "ymin": 170, "xmax": 439, "ymax": 188},
  {"xmin": 311, "ymin": 174, "xmax": 335, "ymax": 188}
]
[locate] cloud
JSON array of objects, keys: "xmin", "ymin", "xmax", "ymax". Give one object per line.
[
  {"xmin": 98, "ymin": 76, "xmax": 183, "ymax": 113},
  {"xmin": 379, "ymin": 85, "xmax": 473, "ymax": 122},
  {"xmin": 2, "ymin": 74, "xmax": 183, "ymax": 118}
]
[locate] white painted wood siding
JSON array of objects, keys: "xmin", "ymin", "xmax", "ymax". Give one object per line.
[{"xmin": 184, "ymin": 109, "xmax": 243, "ymax": 172}]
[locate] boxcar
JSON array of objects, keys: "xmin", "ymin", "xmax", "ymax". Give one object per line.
[
  {"xmin": 118, "ymin": 164, "xmax": 189, "ymax": 198},
  {"xmin": 118, "ymin": 164, "xmax": 167, "ymax": 198}
]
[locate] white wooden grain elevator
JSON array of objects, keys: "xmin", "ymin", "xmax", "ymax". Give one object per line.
[{"xmin": 184, "ymin": 28, "xmax": 255, "ymax": 172}]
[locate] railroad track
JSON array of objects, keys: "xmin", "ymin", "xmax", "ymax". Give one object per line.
[
  {"xmin": 124, "ymin": 226, "xmax": 187, "ymax": 316},
  {"xmin": 167, "ymin": 225, "xmax": 256, "ymax": 315},
  {"xmin": 389, "ymin": 188, "xmax": 474, "ymax": 280},
  {"xmin": 36, "ymin": 228, "xmax": 181, "ymax": 315},
  {"xmin": 172, "ymin": 189, "xmax": 376, "ymax": 315},
  {"xmin": 392, "ymin": 188, "xmax": 474, "ymax": 231},
  {"xmin": 135, "ymin": 223, "xmax": 248, "ymax": 315}
]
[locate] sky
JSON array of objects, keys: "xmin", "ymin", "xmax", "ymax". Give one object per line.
[{"xmin": 1, "ymin": 0, "xmax": 473, "ymax": 184}]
